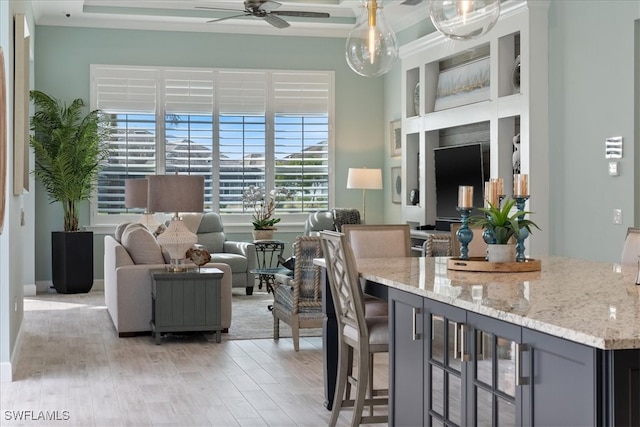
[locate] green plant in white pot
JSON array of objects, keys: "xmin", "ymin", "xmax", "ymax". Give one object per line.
[
  {"xmin": 470, "ymin": 198, "xmax": 540, "ymax": 262},
  {"xmin": 29, "ymin": 90, "xmax": 110, "ymax": 293}
]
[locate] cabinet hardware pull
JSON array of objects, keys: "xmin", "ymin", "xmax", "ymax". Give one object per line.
[
  {"xmin": 453, "ymin": 321, "xmax": 460, "ymax": 359},
  {"xmin": 515, "ymin": 343, "xmax": 529, "ymax": 385},
  {"xmin": 460, "ymin": 324, "xmax": 471, "ymax": 362},
  {"xmin": 412, "ymin": 307, "xmax": 421, "ymax": 340}
]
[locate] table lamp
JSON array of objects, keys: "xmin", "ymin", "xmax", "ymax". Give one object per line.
[
  {"xmin": 147, "ymin": 174, "xmax": 204, "ymax": 272},
  {"xmin": 347, "ymin": 167, "xmax": 382, "ymax": 223},
  {"xmin": 124, "ymin": 178, "xmax": 160, "ymax": 231}
]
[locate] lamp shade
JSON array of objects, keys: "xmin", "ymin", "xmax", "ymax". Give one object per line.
[
  {"xmin": 124, "ymin": 179, "xmax": 149, "ymax": 209},
  {"xmin": 147, "ymin": 175, "xmax": 204, "ymax": 213},
  {"xmin": 347, "ymin": 168, "xmax": 383, "ymax": 190}
]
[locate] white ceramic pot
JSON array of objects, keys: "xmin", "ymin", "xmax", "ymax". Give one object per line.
[
  {"xmin": 486, "ymin": 244, "xmax": 516, "ymax": 263},
  {"xmin": 252, "ymin": 229, "xmax": 275, "ymax": 241}
]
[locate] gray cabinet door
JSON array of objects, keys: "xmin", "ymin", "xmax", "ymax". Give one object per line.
[
  {"xmin": 467, "ymin": 312, "xmax": 524, "ymax": 427},
  {"xmin": 521, "ymin": 328, "xmax": 599, "ymax": 427},
  {"xmin": 424, "ymin": 299, "xmax": 468, "ymax": 427},
  {"xmin": 389, "ymin": 288, "xmax": 425, "ymax": 427}
]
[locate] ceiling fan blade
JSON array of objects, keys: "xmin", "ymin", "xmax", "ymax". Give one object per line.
[
  {"xmin": 207, "ymin": 13, "xmax": 252, "ymax": 23},
  {"xmin": 258, "ymin": 0, "xmax": 283, "ymax": 13},
  {"xmin": 263, "ymin": 14, "xmax": 290, "ymax": 28},
  {"xmin": 401, "ymin": 0, "xmax": 423, "ymax": 4},
  {"xmin": 196, "ymin": 6, "xmax": 246, "ymax": 13},
  {"xmin": 272, "ymin": 11, "xmax": 330, "ymax": 18}
]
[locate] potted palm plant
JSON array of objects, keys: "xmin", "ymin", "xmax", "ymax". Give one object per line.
[
  {"xmin": 470, "ymin": 197, "xmax": 540, "ymax": 262},
  {"xmin": 30, "ymin": 90, "xmax": 110, "ymax": 293}
]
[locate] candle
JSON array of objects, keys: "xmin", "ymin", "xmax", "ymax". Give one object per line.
[
  {"xmin": 492, "ymin": 177, "xmax": 504, "ymax": 196},
  {"xmin": 513, "ymin": 174, "xmax": 529, "ymax": 196},
  {"xmin": 484, "ymin": 181, "xmax": 493, "ymax": 208},
  {"xmin": 458, "ymin": 185, "xmax": 474, "ymax": 209}
]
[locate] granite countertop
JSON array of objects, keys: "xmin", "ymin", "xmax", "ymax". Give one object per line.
[{"xmin": 352, "ymin": 256, "xmax": 640, "ymax": 350}]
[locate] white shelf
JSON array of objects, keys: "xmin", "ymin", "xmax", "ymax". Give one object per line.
[{"xmin": 397, "ymin": 0, "xmax": 550, "ymax": 257}]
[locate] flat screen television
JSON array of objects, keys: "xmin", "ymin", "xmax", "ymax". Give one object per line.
[{"xmin": 433, "ymin": 143, "xmax": 486, "ymax": 220}]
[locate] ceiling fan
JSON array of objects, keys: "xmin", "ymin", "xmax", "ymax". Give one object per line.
[{"xmin": 197, "ymin": 0, "xmax": 330, "ymax": 29}]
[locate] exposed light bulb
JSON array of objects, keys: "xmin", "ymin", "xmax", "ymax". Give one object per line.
[
  {"xmin": 345, "ymin": 0, "xmax": 399, "ymax": 77},
  {"xmin": 430, "ymin": 0, "xmax": 500, "ymax": 41}
]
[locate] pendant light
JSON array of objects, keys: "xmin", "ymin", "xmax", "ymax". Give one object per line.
[
  {"xmin": 345, "ymin": 0, "xmax": 399, "ymax": 77},
  {"xmin": 430, "ymin": 0, "xmax": 500, "ymax": 41}
]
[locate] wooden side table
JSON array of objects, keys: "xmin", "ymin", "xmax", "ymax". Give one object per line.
[{"xmin": 149, "ymin": 267, "xmax": 224, "ymax": 344}]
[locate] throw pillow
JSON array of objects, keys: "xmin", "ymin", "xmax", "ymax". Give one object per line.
[
  {"xmin": 114, "ymin": 221, "xmax": 133, "ymax": 243},
  {"xmin": 121, "ymin": 223, "xmax": 165, "ymax": 265}
]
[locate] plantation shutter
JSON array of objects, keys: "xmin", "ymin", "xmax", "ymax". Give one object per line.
[
  {"xmin": 92, "ymin": 66, "xmax": 158, "ymax": 214},
  {"xmin": 272, "ymin": 72, "xmax": 330, "ymax": 212}
]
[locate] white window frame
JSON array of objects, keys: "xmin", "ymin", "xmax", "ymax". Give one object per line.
[{"xmin": 88, "ymin": 64, "xmax": 335, "ymax": 232}]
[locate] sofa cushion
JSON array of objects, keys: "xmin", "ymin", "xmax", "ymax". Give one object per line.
[
  {"xmin": 196, "ymin": 213, "xmax": 226, "ymax": 253},
  {"xmin": 210, "ymin": 253, "xmax": 247, "ymax": 273},
  {"xmin": 121, "ymin": 223, "xmax": 165, "ymax": 265},
  {"xmin": 115, "ymin": 221, "xmax": 133, "ymax": 243}
]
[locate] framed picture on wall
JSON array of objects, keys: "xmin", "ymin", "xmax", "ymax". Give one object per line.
[
  {"xmin": 390, "ymin": 120, "xmax": 401, "ymax": 157},
  {"xmin": 391, "ymin": 167, "xmax": 401, "ymax": 204}
]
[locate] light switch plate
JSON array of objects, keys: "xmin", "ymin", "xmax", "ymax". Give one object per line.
[
  {"xmin": 613, "ymin": 209, "xmax": 623, "ymax": 225},
  {"xmin": 608, "ymin": 161, "xmax": 620, "ymax": 176}
]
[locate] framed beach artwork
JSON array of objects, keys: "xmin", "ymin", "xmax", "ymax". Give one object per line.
[
  {"xmin": 13, "ymin": 14, "xmax": 30, "ymax": 195},
  {"xmin": 390, "ymin": 120, "xmax": 401, "ymax": 157},
  {"xmin": 391, "ymin": 167, "xmax": 401, "ymax": 204},
  {"xmin": 0, "ymin": 47, "xmax": 6, "ymax": 233}
]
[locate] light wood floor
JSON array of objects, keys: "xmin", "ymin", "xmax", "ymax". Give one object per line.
[{"xmin": 0, "ymin": 291, "xmax": 388, "ymax": 426}]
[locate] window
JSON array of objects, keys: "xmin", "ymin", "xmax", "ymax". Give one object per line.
[{"xmin": 90, "ymin": 65, "xmax": 333, "ymax": 226}]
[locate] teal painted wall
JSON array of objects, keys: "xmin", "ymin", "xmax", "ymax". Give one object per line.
[
  {"xmin": 33, "ymin": 26, "xmax": 386, "ymax": 283},
  {"xmin": 547, "ymin": 1, "xmax": 639, "ymax": 261}
]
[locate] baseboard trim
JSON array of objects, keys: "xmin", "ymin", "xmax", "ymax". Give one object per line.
[
  {"xmin": 1, "ymin": 320, "xmax": 26, "ymax": 382},
  {"xmin": 24, "ymin": 284, "xmax": 36, "ymax": 297},
  {"xmin": 36, "ymin": 279, "xmax": 104, "ymax": 294}
]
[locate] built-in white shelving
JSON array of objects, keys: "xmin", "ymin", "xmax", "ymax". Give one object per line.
[{"xmin": 399, "ymin": 0, "xmax": 550, "ymax": 255}]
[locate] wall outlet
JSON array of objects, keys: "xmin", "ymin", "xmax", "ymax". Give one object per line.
[{"xmin": 613, "ymin": 209, "xmax": 623, "ymax": 225}]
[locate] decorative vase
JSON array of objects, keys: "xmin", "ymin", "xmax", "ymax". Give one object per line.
[
  {"xmin": 486, "ymin": 244, "xmax": 516, "ymax": 263},
  {"xmin": 252, "ymin": 228, "xmax": 275, "ymax": 241}
]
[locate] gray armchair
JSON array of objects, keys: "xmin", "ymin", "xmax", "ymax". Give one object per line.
[
  {"xmin": 194, "ymin": 212, "xmax": 257, "ymax": 295},
  {"xmin": 303, "ymin": 208, "xmax": 361, "ymax": 235}
]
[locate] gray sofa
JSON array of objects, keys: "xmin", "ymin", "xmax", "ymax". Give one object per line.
[{"xmin": 104, "ymin": 228, "xmax": 233, "ymax": 336}]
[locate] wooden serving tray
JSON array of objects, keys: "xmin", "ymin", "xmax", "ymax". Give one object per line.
[{"xmin": 447, "ymin": 257, "xmax": 541, "ymax": 272}]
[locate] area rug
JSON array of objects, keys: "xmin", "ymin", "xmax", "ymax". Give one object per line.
[
  {"xmin": 23, "ymin": 289, "xmax": 321, "ymax": 341},
  {"xmin": 220, "ymin": 288, "xmax": 323, "ymax": 341}
]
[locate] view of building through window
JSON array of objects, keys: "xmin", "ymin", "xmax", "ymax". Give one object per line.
[{"xmin": 91, "ymin": 66, "xmax": 332, "ymax": 222}]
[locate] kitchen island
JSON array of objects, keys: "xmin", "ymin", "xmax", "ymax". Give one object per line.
[{"xmin": 319, "ymin": 256, "xmax": 640, "ymax": 426}]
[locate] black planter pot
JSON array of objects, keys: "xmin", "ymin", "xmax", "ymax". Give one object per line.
[{"xmin": 51, "ymin": 231, "xmax": 94, "ymax": 294}]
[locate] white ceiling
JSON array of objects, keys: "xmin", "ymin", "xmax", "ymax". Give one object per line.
[{"xmin": 27, "ymin": 0, "xmax": 431, "ymax": 38}]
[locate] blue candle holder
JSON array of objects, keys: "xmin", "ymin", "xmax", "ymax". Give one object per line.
[
  {"xmin": 456, "ymin": 207, "xmax": 474, "ymax": 260},
  {"xmin": 514, "ymin": 196, "xmax": 530, "ymax": 262}
]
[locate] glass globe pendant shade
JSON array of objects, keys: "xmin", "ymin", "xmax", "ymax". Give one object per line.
[
  {"xmin": 430, "ymin": 0, "xmax": 501, "ymax": 40},
  {"xmin": 345, "ymin": 0, "xmax": 399, "ymax": 77}
]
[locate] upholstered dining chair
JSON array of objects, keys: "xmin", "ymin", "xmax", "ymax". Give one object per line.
[
  {"xmin": 341, "ymin": 224, "xmax": 411, "ymax": 258},
  {"xmin": 422, "ymin": 233, "xmax": 453, "ymax": 257},
  {"xmin": 342, "ymin": 224, "xmax": 411, "ymax": 317},
  {"xmin": 620, "ymin": 227, "xmax": 640, "ymax": 265},
  {"xmin": 272, "ymin": 235, "xmax": 324, "ymax": 351},
  {"xmin": 320, "ymin": 231, "xmax": 388, "ymax": 426}
]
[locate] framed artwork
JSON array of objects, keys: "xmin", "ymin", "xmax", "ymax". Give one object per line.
[
  {"xmin": 391, "ymin": 167, "xmax": 401, "ymax": 204},
  {"xmin": 13, "ymin": 14, "xmax": 30, "ymax": 195},
  {"xmin": 390, "ymin": 119, "xmax": 401, "ymax": 157},
  {"xmin": 0, "ymin": 47, "xmax": 6, "ymax": 233}
]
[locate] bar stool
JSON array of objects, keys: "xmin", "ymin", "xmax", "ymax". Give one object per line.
[{"xmin": 320, "ymin": 231, "xmax": 388, "ymax": 426}]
